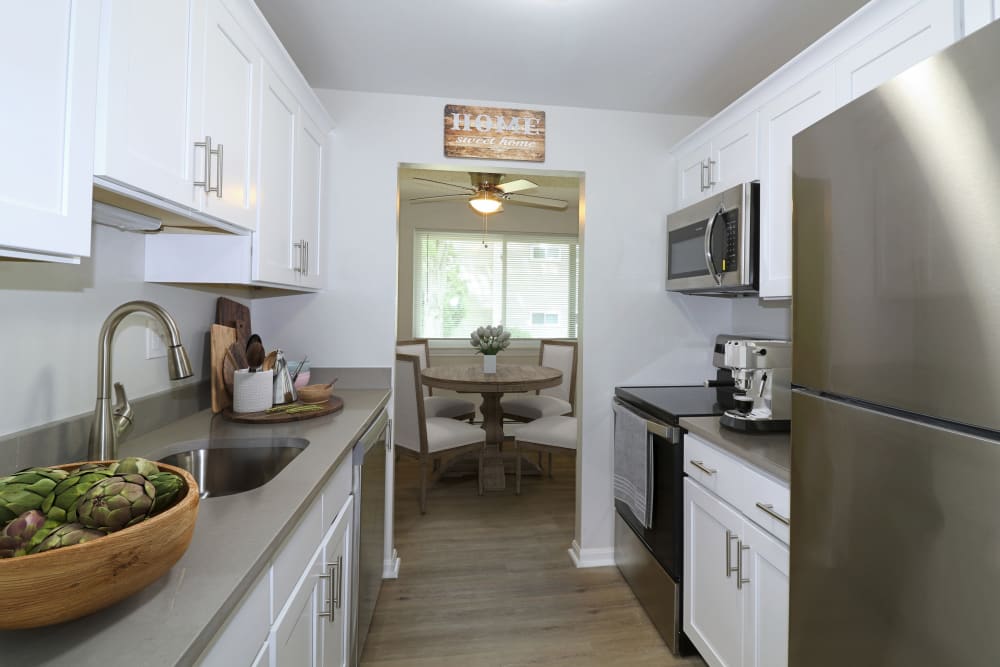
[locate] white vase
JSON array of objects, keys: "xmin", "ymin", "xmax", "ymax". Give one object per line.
[{"xmin": 483, "ymin": 354, "xmax": 497, "ymax": 374}]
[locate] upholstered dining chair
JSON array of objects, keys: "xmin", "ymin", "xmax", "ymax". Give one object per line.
[
  {"xmin": 500, "ymin": 339, "xmax": 577, "ymax": 422},
  {"xmin": 394, "ymin": 353, "xmax": 486, "ymax": 513},
  {"xmin": 396, "ymin": 338, "xmax": 477, "ymax": 422},
  {"xmin": 513, "ymin": 416, "xmax": 577, "ymax": 495}
]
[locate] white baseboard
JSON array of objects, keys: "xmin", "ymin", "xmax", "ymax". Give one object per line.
[
  {"xmin": 568, "ymin": 539, "xmax": 616, "ymax": 568},
  {"xmin": 383, "ymin": 549, "xmax": 401, "ymax": 579}
]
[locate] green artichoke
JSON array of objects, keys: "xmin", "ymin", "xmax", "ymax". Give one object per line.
[
  {"xmin": 29, "ymin": 523, "xmax": 104, "ymax": 554},
  {"xmin": 114, "ymin": 457, "xmax": 159, "ymax": 478},
  {"xmin": 148, "ymin": 472, "xmax": 185, "ymax": 516},
  {"xmin": 74, "ymin": 463, "xmax": 111, "ymax": 473},
  {"xmin": 18, "ymin": 517, "xmax": 65, "ymax": 556},
  {"xmin": 76, "ymin": 474, "xmax": 155, "ymax": 532},
  {"xmin": 41, "ymin": 468, "xmax": 115, "ymax": 523},
  {"xmin": 0, "ymin": 467, "xmax": 69, "ymax": 526},
  {"xmin": 0, "ymin": 510, "xmax": 47, "ymax": 558}
]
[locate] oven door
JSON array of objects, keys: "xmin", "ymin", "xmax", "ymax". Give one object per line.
[
  {"xmin": 613, "ymin": 398, "xmax": 685, "ymax": 580},
  {"xmin": 665, "ymin": 182, "xmax": 757, "ymax": 295}
]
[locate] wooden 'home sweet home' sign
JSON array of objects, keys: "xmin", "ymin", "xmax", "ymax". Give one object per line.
[{"xmin": 443, "ymin": 104, "xmax": 545, "ymax": 162}]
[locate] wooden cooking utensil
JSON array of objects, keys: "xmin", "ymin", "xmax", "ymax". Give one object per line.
[{"xmin": 262, "ymin": 350, "xmax": 278, "ymax": 372}]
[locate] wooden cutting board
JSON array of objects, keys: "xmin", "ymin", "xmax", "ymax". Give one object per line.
[
  {"xmin": 222, "ymin": 396, "xmax": 344, "ymax": 423},
  {"xmin": 210, "ymin": 324, "xmax": 237, "ymax": 414},
  {"xmin": 215, "ymin": 297, "xmax": 251, "ymax": 349}
]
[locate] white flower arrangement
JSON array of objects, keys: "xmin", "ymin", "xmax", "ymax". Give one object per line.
[{"xmin": 470, "ymin": 324, "xmax": 511, "ymax": 355}]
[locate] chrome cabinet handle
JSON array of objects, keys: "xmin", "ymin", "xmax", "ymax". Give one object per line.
[
  {"xmin": 303, "ymin": 240, "xmax": 309, "ymax": 276},
  {"xmin": 293, "ymin": 241, "xmax": 304, "ymax": 273},
  {"xmin": 699, "ymin": 160, "xmax": 709, "ymax": 191},
  {"xmin": 193, "ymin": 136, "xmax": 212, "ymax": 193},
  {"xmin": 316, "ymin": 560, "xmax": 339, "ymax": 622},
  {"xmin": 755, "ymin": 502, "xmax": 790, "ymax": 526},
  {"xmin": 737, "ymin": 541, "xmax": 750, "ymax": 590},
  {"xmin": 333, "ymin": 555, "xmax": 343, "ymax": 609},
  {"xmin": 690, "ymin": 459, "xmax": 716, "ymax": 476},
  {"xmin": 725, "ymin": 529, "xmax": 738, "ymax": 578},
  {"xmin": 703, "ymin": 205, "xmax": 724, "ymax": 286},
  {"xmin": 706, "ymin": 158, "xmax": 717, "ymax": 187},
  {"xmin": 214, "ymin": 142, "xmax": 224, "ymax": 198}
]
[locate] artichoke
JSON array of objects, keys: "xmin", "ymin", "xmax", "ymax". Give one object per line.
[
  {"xmin": 114, "ymin": 457, "xmax": 159, "ymax": 478},
  {"xmin": 29, "ymin": 523, "xmax": 104, "ymax": 555},
  {"xmin": 75, "ymin": 463, "xmax": 110, "ymax": 473},
  {"xmin": 0, "ymin": 467, "xmax": 69, "ymax": 526},
  {"xmin": 76, "ymin": 474, "xmax": 155, "ymax": 532},
  {"xmin": 18, "ymin": 517, "xmax": 65, "ymax": 556},
  {"xmin": 148, "ymin": 471, "xmax": 185, "ymax": 515},
  {"xmin": 41, "ymin": 468, "xmax": 115, "ymax": 523},
  {"xmin": 0, "ymin": 510, "xmax": 47, "ymax": 558}
]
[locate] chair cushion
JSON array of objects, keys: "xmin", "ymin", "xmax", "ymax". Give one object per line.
[
  {"xmin": 515, "ymin": 416, "xmax": 577, "ymax": 450},
  {"xmin": 500, "ymin": 395, "xmax": 572, "ymax": 420},
  {"xmin": 424, "ymin": 395, "xmax": 477, "ymax": 420},
  {"xmin": 397, "ymin": 418, "xmax": 485, "ymax": 454}
]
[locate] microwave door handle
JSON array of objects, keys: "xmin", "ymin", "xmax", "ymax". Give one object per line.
[{"xmin": 703, "ymin": 207, "xmax": 723, "ymax": 286}]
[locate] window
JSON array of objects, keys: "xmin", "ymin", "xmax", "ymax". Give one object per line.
[{"xmin": 413, "ymin": 229, "xmax": 579, "ymax": 339}]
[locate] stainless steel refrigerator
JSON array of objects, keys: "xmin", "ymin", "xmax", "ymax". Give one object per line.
[{"xmin": 790, "ymin": 19, "xmax": 1000, "ymax": 667}]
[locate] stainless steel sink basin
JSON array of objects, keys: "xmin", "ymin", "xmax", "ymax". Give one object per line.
[{"xmin": 156, "ymin": 437, "xmax": 309, "ymax": 498}]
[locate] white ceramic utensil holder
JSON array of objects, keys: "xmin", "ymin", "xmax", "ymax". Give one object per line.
[
  {"xmin": 483, "ymin": 355, "xmax": 497, "ymax": 374},
  {"xmin": 234, "ymin": 369, "xmax": 274, "ymax": 413}
]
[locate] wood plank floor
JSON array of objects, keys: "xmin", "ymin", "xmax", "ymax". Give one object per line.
[{"xmin": 361, "ymin": 451, "xmax": 707, "ymax": 667}]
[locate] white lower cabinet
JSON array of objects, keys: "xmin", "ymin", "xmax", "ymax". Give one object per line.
[
  {"xmin": 684, "ymin": 478, "xmax": 790, "ymax": 667},
  {"xmin": 272, "ymin": 495, "xmax": 352, "ymax": 667}
]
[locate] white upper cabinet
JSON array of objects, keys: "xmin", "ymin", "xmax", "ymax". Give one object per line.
[
  {"xmin": 254, "ymin": 64, "xmax": 298, "ymax": 286},
  {"xmin": 835, "ymin": 0, "xmax": 958, "ymax": 105},
  {"xmin": 758, "ymin": 66, "xmax": 836, "ymax": 300},
  {"xmin": 293, "ymin": 112, "xmax": 326, "ymax": 289},
  {"xmin": 0, "ymin": 2, "xmax": 101, "ymax": 262},
  {"xmin": 94, "ymin": 0, "xmax": 202, "ymax": 209},
  {"xmin": 674, "ymin": 114, "xmax": 759, "ymax": 210},
  {"xmin": 196, "ymin": 0, "xmax": 259, "ymax": 230}
]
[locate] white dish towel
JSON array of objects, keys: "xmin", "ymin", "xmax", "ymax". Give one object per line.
[{"xmin": 613, "ymin": 402, "xmax": 653, "ymax": 529}]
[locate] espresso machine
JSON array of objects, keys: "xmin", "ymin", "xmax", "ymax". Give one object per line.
[{"xmin": 719, "ymin": 339, "xmax": 792, "ymax": 433}]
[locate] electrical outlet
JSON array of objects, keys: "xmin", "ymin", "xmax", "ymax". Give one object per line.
[{"xmin": 146, "ymin": 328, "xmax": 167, "ymax": 359}]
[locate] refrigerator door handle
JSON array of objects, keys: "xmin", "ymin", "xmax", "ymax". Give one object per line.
[{"xmin": 703, "ymin": 206, "xmax": 723, "ymax": 286}]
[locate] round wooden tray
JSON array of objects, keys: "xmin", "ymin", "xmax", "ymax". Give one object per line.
[
  {"xmin": 222, "ymin": 395, "xmax": 344, "ymax": 423},
  {"xmin": 0, "ymin": 460, "xmax": 199, "ymax": 630}
]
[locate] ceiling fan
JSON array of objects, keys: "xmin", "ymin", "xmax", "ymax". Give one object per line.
[{"xmin": 409, "ymin": 172, "xmax": 570, "ymax": 214}]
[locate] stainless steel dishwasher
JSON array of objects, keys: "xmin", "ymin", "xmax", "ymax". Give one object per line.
[{"xmin": 350, "ymin": 407, "xmax": 388, "ymax": 666}]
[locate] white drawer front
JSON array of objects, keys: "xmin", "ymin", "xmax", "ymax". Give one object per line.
[
  {"xmin": 271, "ymin": 497, "xmax": 323, "ymax": 618},
  {"xmin": 322, "ymin": 457, "xmax": 353, "ymax": 527},
  {"xmin": 684, "ymin": 434, "xmax": 742, "ymax": 506},
  {"xmin": 740, "ymin": 466, "xmax": 790, "ymax": 544}
]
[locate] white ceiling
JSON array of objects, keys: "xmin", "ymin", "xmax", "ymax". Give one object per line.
[{"xmin": 254, "ymin": 0, "xmax": 869, "ymax": 116}]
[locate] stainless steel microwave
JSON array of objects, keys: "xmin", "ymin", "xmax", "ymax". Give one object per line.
[{"xmin": 665, "ymin": 182, "xmax": 759, "ymax": 296}]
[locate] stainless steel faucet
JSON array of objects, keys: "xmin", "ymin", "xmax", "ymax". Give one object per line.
[{"xmin": 88, "ymin": 301, "xmax": 193, "ymax": 461}]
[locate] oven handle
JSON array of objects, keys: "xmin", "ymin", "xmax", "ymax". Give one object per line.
[
  {"xmin": 613, "ymin": 398, "xmax": 682, "ymax": 444},
  {"xmin": 703, "ymin": 205, "xmax": 724, "ymax": 286}
]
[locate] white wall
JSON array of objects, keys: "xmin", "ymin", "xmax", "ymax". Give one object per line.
[
  {"xmin": 732, "ymin": 298, "xmax": 792, "ymax": 339},
  {"xmin": 253, "ymin": 89, "xmax": 733, "ymax": 562},
  {"xmin": 0, "ymin": 225, "xmax": 245, "ymax": 438}
]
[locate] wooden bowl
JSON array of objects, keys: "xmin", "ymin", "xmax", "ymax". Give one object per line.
[
  {"xmin": 0, "ymin": 460, "xmax": 199, "ymax": 629},
  {"xmin": 297, "ymin": 383, "xmax": 333, "ymax": 404}
]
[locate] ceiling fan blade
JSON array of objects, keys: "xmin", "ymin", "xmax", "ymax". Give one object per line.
[
  {"xmin": 497, "ymin": 179, "xmax": 537, "ymax": 194},
  {"xmin": 412, "ymin": 177, "xmax": 476, "ymax": 193},
  {"xmin": 409, "ymin": 194, "xmax": 468, "ymax": 203},
  {"xmin": 507, "ymin": 193, "xmax": 570, "ymax": 210}
]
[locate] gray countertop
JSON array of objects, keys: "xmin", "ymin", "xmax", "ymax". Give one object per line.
[
  {"xmin": 680, "ymin": 416, "xmax": 791, "ymax": 484},
  {"xmin": 0, "ymin": 375, "xmax": 390, "ymax": 666}
]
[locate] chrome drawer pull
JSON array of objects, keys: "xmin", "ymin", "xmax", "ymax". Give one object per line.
[
  {"xmin": 737, "ymin": 541, "xmax": 750, "ymax": 590},
  {"xmin": 725, "ymin": 529, "xmax": 738, "ymax": 578},
  {"xmin": 689, "ymin": 459, "xmax": 716, "ymax": 476},
  {"xmin": 755, "ymin": 502, "xmax": 790, "ymax": 526}
]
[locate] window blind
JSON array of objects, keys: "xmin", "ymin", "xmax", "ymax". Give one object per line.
[{"xmin": 413, "ymin": 229, "xmax": 579, "ymax": 339}]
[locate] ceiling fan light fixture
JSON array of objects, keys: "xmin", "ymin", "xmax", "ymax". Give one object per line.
[{"xmin": 468, "ymin": 191, "xmax": 503, "ymax": 214}]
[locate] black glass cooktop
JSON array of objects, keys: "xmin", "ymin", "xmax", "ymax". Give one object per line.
[{"xmin": 615, "ymin": 385, "xmax": 724, "ymax": 426}]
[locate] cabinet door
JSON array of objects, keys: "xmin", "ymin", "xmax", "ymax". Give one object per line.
[
  {"xmin": 740, "ymin": 519, "xmax": 790, "ymax": 667},
  {"xmin": 835, "ymin": 0, "xmax": 957, "ymax": 105},
  {"xmin": 293, "ymin": 111, "xmax": 326, "ymax": 288},
  {"xmin": 197, "ymin": 0, "xmax": 259, "ymax": 230},
  {"xmin": 675, "ymin": 140, "xmax": 711, "ymax": 208},
  {"xmin": 254, "ymin": 64, "xmax": 297, "ymax": 285},
  {"xmin": 757, "ymin": 65, "xmax": 836, "ymax": 299},
  {"xmin": 271, "ymin": 547, "xmax": 324, "ymax": 667},
  {"xmin": 251, "ymin": 642, "xmax": 270, "ymax": 667},
  {"xmin": 711, "ymin": 113, "xmax": 758, "ymax": 193},
  {"xmin": 319, "ymin": 497, "xmax": 353, "ymax": 667},
  {"xmin": 684, "ymin": 479, "xmax": 743, "ymax": 667},
  {"xmin": 95, "ymin": 0, "xmax": 202, "ymax": 208},
  {"xmin": 0, "ymin": 2, "xmax": 100, "ymax": 260}
]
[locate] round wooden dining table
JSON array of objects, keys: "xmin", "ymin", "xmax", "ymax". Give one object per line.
[{"xmin": 421, "ymin": 364, "xmax": 562, "ymax": 491}]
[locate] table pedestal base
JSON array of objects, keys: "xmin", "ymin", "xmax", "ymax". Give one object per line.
[{"xmin": 480, "ymin": 393, "xmax": 506, "ymax": 491}]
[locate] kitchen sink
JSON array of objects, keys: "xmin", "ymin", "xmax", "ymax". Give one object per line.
[{"xmin": 156, "ymin": 437, "xmax": 309, "ymax": 498}]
